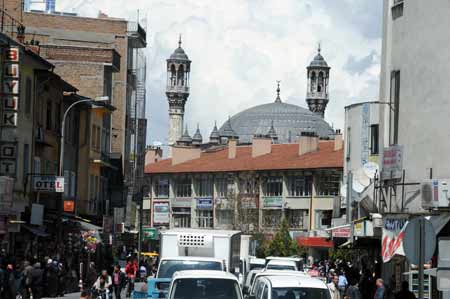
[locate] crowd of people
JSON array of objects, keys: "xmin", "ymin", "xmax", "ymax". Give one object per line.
[{"xmin": 317, "ymin": 259, "xmax": 416, "ymax": 299}]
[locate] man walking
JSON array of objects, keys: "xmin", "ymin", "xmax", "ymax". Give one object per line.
[
  {"xmin": 112, "ymin": 265, "xmax": 126, "ymax": 299},
  {"xmin": 375, "ymin": 278, "xmax": 386, "ymax": 299},
  {"xmin": 327, "ymin": 275, "xmax": 341, "ymax": 299}
]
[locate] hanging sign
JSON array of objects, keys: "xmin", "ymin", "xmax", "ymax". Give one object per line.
[{"xmin": 382, "ymin": 215, "xmax": 408, "ymax": 263}]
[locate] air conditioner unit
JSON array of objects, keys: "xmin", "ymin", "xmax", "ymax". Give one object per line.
[{"xmin": 421, "ymin": 179, "xmax": 450, "ymax": 209}]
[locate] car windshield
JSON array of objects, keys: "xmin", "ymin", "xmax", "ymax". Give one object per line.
[
  {"xmin": 266, "ymin": 265, "xmax": 296, "ymax": 271},
  {"xmin": 170, "ymin": 278, "xmax": 242, "ymax": 299},
  {"xmin": 272, "ymin": 287, "xmax": 331, "ymax": 299},
  {"xmin": 157, "ymin": 260, "xmax": 223, "ymax": 279}
]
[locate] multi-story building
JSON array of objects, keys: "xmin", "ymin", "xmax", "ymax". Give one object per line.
[
  {"xmin": 2, "ymin": 1, "xmax": 148, "ymax": 224},
  {"xmin": 145, "ymin": 134, "xmax": 343, "ymax": 258}
]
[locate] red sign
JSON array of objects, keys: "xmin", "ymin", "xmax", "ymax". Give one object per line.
[
  {"xmin": 64, "ymin": 200, "xmax": 75, "ymax": 212},
  {"xmin": 332, "ymin": 227, "xmax": 351, "ymax": 238}
]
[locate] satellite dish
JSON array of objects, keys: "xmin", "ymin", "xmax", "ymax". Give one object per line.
[
  {"xmin": 363, "ymin": 162, "xmax": 379, "ymax": 179},
  {"xmin": 352, "ymin": 179, "xmax": 365, "ymax": 193}
]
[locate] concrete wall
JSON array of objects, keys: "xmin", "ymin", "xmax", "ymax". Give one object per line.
[{"xmin": 379, "ymin": 0, "xmax": 450, "ymax": 212}]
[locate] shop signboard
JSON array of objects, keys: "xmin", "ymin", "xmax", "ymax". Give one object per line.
[
  {"xmin": 215, "ymin": 197, "xmax": 234, "ymax": 210},
  {"xmin": 332, "ymin": 226, "xmax": 351, "ymax": 238},
  {"xmin": 64, "ymin": 200, "xmax": 75, "ymax": 212},
  {"xmin": 172, "ymin": 197, "xmax": 192, "ymax": 208},
  {"xmin": 239, "ymin": 195, "xmax": 259, "ymax": 209},
  {"xmin": 354, "ymin": 220, "xmax": 374, "ymax": 237},
  {"xmin": 196, "ymin": 197, "xmax": 213, "ymax": 210},
  {"xmin": 263, "ymin": 196, "xmax": 283, "ymax": 208},
  {"xmin": 143, "ymin": 227, "xmax": 158, "ymax": 240},
  {"xmin": 32, "ymin": 176, "xmax": 64, "ymax": 192},
  {"xmin": 381, "ymin": 145, "xmax": 403, "ymax": 180},
  {"xmin": 382, "ymin": 215, "xmax": 408, "ymax": 263},
  {"xmin": 153, "ymin": 201, "xmax": 170, "ymax": 225}
]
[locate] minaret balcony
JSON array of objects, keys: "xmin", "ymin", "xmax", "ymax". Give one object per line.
[
  {"xmin": 307, "ymin": 91, "xmax": 328, "ymax": 99},
  {"xmin": 167, "ymin": 85, "xmax": 190, "ymax": 94}
]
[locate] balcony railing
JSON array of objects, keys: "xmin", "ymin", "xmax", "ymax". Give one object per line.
[
  {"xmin": 0, "ymin": 9, "xmax": 25, "ymax": 42},
  {"xmin": 166, "ymin": 85, "xmax": 190, "ymax": 94},
  {"xmin": 306, "ymin": 91, "xmax": 328, "ymax": 99}
]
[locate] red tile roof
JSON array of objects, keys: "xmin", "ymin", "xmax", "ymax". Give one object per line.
[
  {"xmin": 296, "ymin": 237, "xmax": 334, "ymax": 248},
  {"xmin": 145, "ymin": 141, "xmax": 343, "ymax": 174}
]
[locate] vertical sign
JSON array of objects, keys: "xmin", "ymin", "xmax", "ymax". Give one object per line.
[
  {"xmin": 361, "ymin": 103, "xmax": 370, "ymax": 166},
  {"xmin": 0, "ymin": 47, "xmax": 20, "ymax": 177},
  {"xmin": 153, "ymin": 201, "xmax": 170, "ymax": 225}
]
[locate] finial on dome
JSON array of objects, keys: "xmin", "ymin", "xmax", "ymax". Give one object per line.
[
  {"xmin": 318, "ymin": 42, "xmax": 321, "ymax": 54},
  {"xmin": 178, "ymin": 34, "xmax": 182, "ymax": 48},
  {"xmin": 275, "ymin": 80, "xmax": 282, "ymax": 103}
]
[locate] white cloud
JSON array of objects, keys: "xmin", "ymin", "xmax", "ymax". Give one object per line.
[{"xmin": 54, "ymin": 0, "xmax": 382, "ymax": 145}]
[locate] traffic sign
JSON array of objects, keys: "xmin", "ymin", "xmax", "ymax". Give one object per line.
[
  {"xmin": 143, "ymin": 227, "xmax": 158, "ymax": 240},
  {"xmin": 403, "ymin": 218, "xmax": 436, "ymax": 265}
]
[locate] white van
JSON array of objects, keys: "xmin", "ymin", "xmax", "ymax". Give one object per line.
[
  {"xmin": 265, "ymin": 260, "xmax": 298, "ymax": 271},
  {"xmin": 168, "ymin": 270, "xmax": 243, "ymax": 299},
  {"xmin": 247, "ymin": 270, "xmax": 310, "ymax": 299},
  {"xmin": 250, "ymin": 275, "xmax": 331, "ymax": 299}
]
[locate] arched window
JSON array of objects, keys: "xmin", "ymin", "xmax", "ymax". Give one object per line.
[
  {"xmin": 177, "ymin": 65, "xmax": 185, "ymax": 86},
  {"xmin": 318, "ymin": 72, "xmax": 324, "ymax": 92},
  {"xmin": 170, "ymin": 64, "xmax": 176, "ymax": 86},
  {"xmin": 310, "ymin": 71, "xmax": 316, "ymax": 92}
]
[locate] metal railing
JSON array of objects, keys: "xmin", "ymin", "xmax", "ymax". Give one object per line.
[{"xmin": 0, "ymin": 9, "xmax": 25, "ymax": 42}]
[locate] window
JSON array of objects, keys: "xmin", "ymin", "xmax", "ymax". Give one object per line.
[
  {"xmin": 173, "ymin": 208, "xmax": 191, "ymax": 228},
  {"xmin": 239, "ymin": 178, "xmax": 259, "ymax": 195},
  {"xmin": 33, "ymin": 157, "xmax": 41, "ymax": 174},
  {"xmin": 216, "ymin": 210, "xmax": 234, "ymax": 227},
  {"xmin": 91, "ymin": 125, "xmax": 97, "ymax": 149},
  {"xmin": 370, "ymin": 124, "xmax": 379, "ymax": 155},
  {"xmin": 287, "ymin": 209, "xmax": 309, "ymax": 229},
  {"xmin": 264, "ymin": 177, "xmax": 283, "ymax": 196},
  {"xmin": 217, "ymin": 178, "xmax": 233, "ymax": 197},
  {"xmin": 64, "ymin": 170, "xmax": 70, "ymax": 198},
  {"xmin": 155, "ymin": 177, "xmax": 170, "ymax": 198},
  {"xmin": 390, "ymin": 70, "xmax": 401, "ymax": 145},
  {"xmin": 176, "ymin": 177, "xmax": 192, "ymax": 197},
  {"xmin": 197, "ymin": 210, "xmax": 213, "ymax": 228},
  {"xmin": 263, "ymin": 210, "xmax": 282, "ymax": 228},
  {"xmin": 23, "ymin": 144, "xmax": 29, "ymax": 176},
  {"xmin": 392, "ymin": 0, "xmax": 404, "ymax": 20},
  {"xmin": 346, "ymin": 127, "xmax": 351, "ymax": 161},
  {"xmin": 70, "ymin": 171, "xmax": 76, "ymax": 197},
  {"xmin": 196, "ymin": 178, "xmax": 213, "ymax": 197},
  {"xmin": 287, "ymin": 175, "xmax": 312, "ymax": 196},
  {"xmin": 317, "ymin": 172, "xmax": 340, "ymax": 196},
  {"xmin": 25, "ymin": 77, "xmax": 32, "ymax": 115},
  {"xmin": 315, "ymin": 210, "xmax": 332, "ymax": 229},
  {"xmin": 262, "ymin": 285, "xmax": 269, "ymax": 299},
  {"xmin": 46, "ymin": 101, "xmax": 52, "ymax": 130},
  {"xmin": 310, "ymin": 71, "xmax": 316, "ymax": 92}
]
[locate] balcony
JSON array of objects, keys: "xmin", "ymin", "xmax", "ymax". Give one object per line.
[
  {"xmin": 306, "ymin": 91, "xmax": 328, "ymax": 99},
  {"xmin": 285, "ymin": 196, "xmax": 310, "ymax": 210},
  {"xmin": 166, "ymin": 85, "xmax": 189, "ymax": 94},
  {"xmin": 0, "ymin": 9, "xmax": 25, "ymax": 43},
  {"xmin": 127, "ymin": 22, "xmax": 147, "ymax": 48}
]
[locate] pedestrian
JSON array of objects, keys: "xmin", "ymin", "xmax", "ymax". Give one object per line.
[
  {"xmin": 338, "ymin": 270, "xmax": 348, "ymax": 297},
  {"xmin": 86, "ymin": 262, "xmax": 97, "ymax": 290},
  {"xmin": 125, "ymin": 258, "xmax": 137, "ymax": 297},
  {"xmin": 344, "ymin": 278, "xmax": 362, "ymax": 299},
  {"xmin": 112, "ymin": 265, "xmax": 126, "ymax": 299},
  {"xmin": 375, "ymin": 278, "xmax": 386, "ymax": 299},
  {"xmin": 359, "ymin": 268, "xmax": 375, "ymax": 299},
  {"xmin": 4, "ymin": 264, "xmax": 18, "ymax": 299},
  {"xmin": 29, "ymin": 262, "xmax": 43, "ymax": 299},
  {"xmin": 0, "ymin": 263, "xmax": 6, "ymax": 299},
  {"xmin": 327, "ymin": 274, "xmax": 341, "ymax": 299},
  {"xmin": 22, "ymin": 260, "xmax": 33, "ymax": 299},
  {"xmin": 46, "ymin": 259, "xmax": 58, "ymax": 297},
  {"xmin": 395, "ymin": 281, "xmax": 416, "ymax": 299}
]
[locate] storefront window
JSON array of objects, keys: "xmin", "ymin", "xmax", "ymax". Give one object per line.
[
  {"xmin": 263, "ymin": 177, "xmax": 283, "ymax": 196},
  {"xmin": 287, "ymin": 176, "xmax": 312, "ymax": 196},
  {"xmin": 316, "ymin": 172, "xmax": 340, "ymax": 196},
  {"xmin": 176, "ymin": 177, "xmax": 192, "ymax": 197},
  {"xmin": 155, "ymin": 177, "xmax": 170, "ymax": 198},
  {"xmin": 286, "ymin": 209, "xmax": 308, "ymax": 229},
  {"xmin": 263, "ymin": 210, "xmax": 282, "ymax": 228},
  {"xmin": 197, "ymin": 210, "xmax": 213, "ymax": 228}
]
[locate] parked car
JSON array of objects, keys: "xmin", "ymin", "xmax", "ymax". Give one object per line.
[
  {"xmin": 167, "ymin": 270, "xmax": 243, "ymax": 299},
  {"xmin": 265, "ymin": 260, "xmax": 298, "ymax": 271},
  {"xmin": 249, "ymin": 275, "xmax": 331, "ymax": 299},
  {"xmin": 243, "ymin": 268, "xmax": 263, "ymax": 295}
]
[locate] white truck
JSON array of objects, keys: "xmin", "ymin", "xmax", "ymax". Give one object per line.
[{"xmin": 159, "ymin": 228, "xmax": 242, "ymax": 274}]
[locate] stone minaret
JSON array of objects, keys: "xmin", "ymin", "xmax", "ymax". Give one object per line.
[
  {"xmin": 306, "ymin": 45, "xmax": 330, "ymax": 118},
  {"xmin": 167, "ymin": 36, "xmax": 191, "ymax": 155}
]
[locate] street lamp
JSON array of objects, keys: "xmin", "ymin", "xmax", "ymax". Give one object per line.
[{"xmin": 58, "ymin": 96, "xmax": 109, "ymax": 178}]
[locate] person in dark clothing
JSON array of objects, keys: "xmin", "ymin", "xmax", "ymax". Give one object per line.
[
  {"xmin": 4, "ymin": 264, "xmax": 18, "ymax": 299},
  {"xmin": 395, "ymin": 281, "xmax": 416, "ymax": 299},
  {"xmin": 46, "ymin": 260, "xmax": 58, "ymax": 297},
  {"xmin": 0, "ymin": 264, "xmax": 6, "ymax": 299},
  {"xmin": 344, "ymin": 278, "xmax": 361, "ymax": 299},
  {"xmin": 112, "ymin": 265, "xmax": 126, "ymax": 299},
  {"xmin": 30, "ymin": 263, "xmax": 44, "ymax": 299},
  {"xmin": 86, "ymin": 262, "xmax": 97, "ymax": 290},
  {"xmin": 359, "ymin": 269, "xmax": 375, "ymax": 299}
]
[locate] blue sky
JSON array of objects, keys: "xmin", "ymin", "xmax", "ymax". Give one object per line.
[{"xmin": 53, "ymin": 0, "xmax": 383, "ymax": 146}]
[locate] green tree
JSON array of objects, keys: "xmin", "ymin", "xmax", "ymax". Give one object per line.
[{"xmin": 265, "ymin": 218, "xmax": 301, "ymax": 257}]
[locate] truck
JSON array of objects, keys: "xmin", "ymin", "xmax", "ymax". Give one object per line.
[{"xmin": 148, "ymin": 229, "xmax": 242, "ymax": 298}]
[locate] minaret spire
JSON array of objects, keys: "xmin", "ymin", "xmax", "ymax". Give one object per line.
[
  {"xmin": 275, "ymin": 80, "xmax": 282, "ymax": 103},
  {"xmin": 178, "ymin": 34, "xmax": 182, "ymax": 48}
]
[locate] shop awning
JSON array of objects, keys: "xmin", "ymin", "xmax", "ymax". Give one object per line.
[
  {"xmin": 22, "ymin": 225, "xmax": 50, "ymax": 237},
  {"xmin": 297, "ymin": 237, "xmax": 333, "ymax": 248},
  {"xmin": 426, "ymin": 212, "xmax": 450, "ymax": 234}
]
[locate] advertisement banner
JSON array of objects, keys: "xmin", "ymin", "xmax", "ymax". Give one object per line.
[
  {"xmin": 263, "ymin": 196, "xmax": 283, "ymax": 208},
  {"xmin": 153, "ymin": 202, "xmax": 170, "ymax": 225},
  {"xmin": 32, "ymin": 176, "xmax": 64, "ymax": 192},
  {"xmin": 382, "ymin": 215, "xmax": 408, "ymax": 263},
  {"xmin": 196, "ymin": 198, "xmax": 213, "ymax": 210},
  {"xmin": 381, "ymin": 145, "xmax": 403, "ymax": 180},
  {"xmin": 172, "ymin": 197, "xmax": 192, "ymax": 208},
  {"xmin": 332, "ymin": 226, "xmax": 351, "ymax": 238}
]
